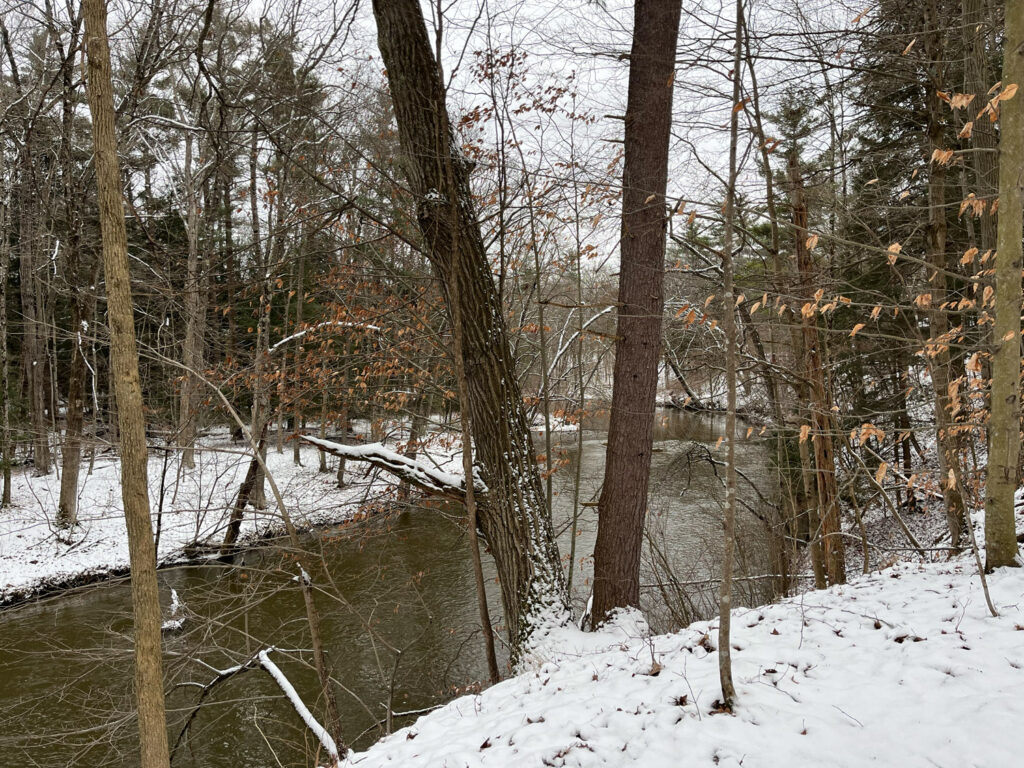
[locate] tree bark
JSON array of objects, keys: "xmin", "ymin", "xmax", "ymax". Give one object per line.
[
  {"xmin": 984, "ymin": 1, "xmax": 1023, "ymax": 570},
  {"xmin": 924, "ymin": 0, "xmax": 968, "ymax": 548},
  {"xmin": 371, "ymin": 0, "xmax": 568, "ymax": 656},
  {"xmin": 83, "ymin": 1, "xmax": 171, "ymax": 765},
  {"xmin": 788, "ymin": 152, "xmax": 846, "ymax": 586},
  {"xmin": 57, "ymin": 22, "xmax": 92, "ymax": 529},
  {"xmin": 963, "ymin": 0, "xmax": 998, "ymax": 254},
  {"xmin": 178, "ymin": 131, "xmax": 207, "ymax": 470},
  {"xmin": 592, "ymin": 0, "xmax": 682, "ymax": 625},
  {"xmin": 717, "ymin": 0, "xmax": 742, "ymax": 710}
]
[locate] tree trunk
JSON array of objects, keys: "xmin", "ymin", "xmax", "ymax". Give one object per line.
[
  {"xmin": 984, "ymin": 1, "xmax": 1023, "ymax": 570},
  {"xmin": 57, "ymin": 26, "xmax": 91, "ymax": 529},
  {"xmin": 17, "ymin": 141, "xmax": 50, "ymax": 475},
  {"xmin": 371, "ymin": 0, "xmax": 569, "ymax": 656},
  {"xmin": 788, "ymin": 152, "xmax": 846, "ymax": 586},
  {"xmin": 592, "ymin": 0, "xmax": 682, "ymax": 625},
  {"xmin": 83, "ymin": 1, "xmax": 171, "ymax": 765},
  {"xmin": 0, "ymin": 92, "xmax": 11, "ymax": 506},
  {"xmin": 717, "ymin": 0, "xmax": 742, "ymax": 710},
  {"xmin": 924, "ymin": 0, "xmax": 968, "ymax": 548},
  {"xmin": 178, "ymin": 132, "xmax": 207, "ymax": 470},
  {"xmin": 963, "ymin": 0, "xmax": 998, "ymax": 254},
  {"xmin": 249, "ymin": 126, "xmax": 269, "ymax": 510}
]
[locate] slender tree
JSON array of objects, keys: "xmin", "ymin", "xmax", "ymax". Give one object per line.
[
  {"xmin": 717, "ymin": 0, "xmax": 743, "ymax": 710},
  {"xmin": 83, "ymin": 1, "xmax": 171, "ymax": 764}
]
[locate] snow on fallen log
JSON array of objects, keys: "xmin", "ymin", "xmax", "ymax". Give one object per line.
[
  {"xmin": 301, "ymin": 436, "xmax": 487, "ymax": 500},
  {"xmin": 258, "ymin": 648, "xmax": 340, "ymax": 766}
]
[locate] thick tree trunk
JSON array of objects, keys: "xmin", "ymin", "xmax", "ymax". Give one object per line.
[
  {"xmin": 984, "ymin": 2, "xmax": 1023, "ymax": 570},
  {"xmin": 371, "ymin": 0, "xmax": 568, "ymax": 655},
  {"xmin": 592, "ymin": 0, "xmax": 682, "ymax": 625},
  {"xmin": 83, "ymin": 1, "xmax": 171, "ymax": 765}
]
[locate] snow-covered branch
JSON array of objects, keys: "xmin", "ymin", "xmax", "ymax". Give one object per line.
[
  {"xmin": 270, "ymin": 321, "xmax": 381, "ymax": 353},
  {"xmin": 302, "ymin": 436, "xmax": 487, "ymax": 500},
  {"xmin": 259, "ymin": 649, "xmax": 340, "ymax": 766}
]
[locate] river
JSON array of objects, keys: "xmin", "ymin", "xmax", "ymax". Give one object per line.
[{"xmin": 0, "ymin": 409, "xmax": 775, "ymax": 767}]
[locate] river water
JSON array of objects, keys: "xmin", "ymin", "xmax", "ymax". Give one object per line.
[{"xmin": 0, "ymin": 410, "xmax": 774, "ymax": 767}]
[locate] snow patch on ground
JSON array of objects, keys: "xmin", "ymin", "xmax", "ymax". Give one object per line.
[
  {"xmin": 348, "ymin": 559, "xmax": 1024, "ymax": 767},
  {"xmin": 0, "ymin": 438, "xmax": 458, "ymax": 603}
]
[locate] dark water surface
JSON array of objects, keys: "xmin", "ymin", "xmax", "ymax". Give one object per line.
[{"xmin": 0, "ymin": 410, "xmax": 774, "ymax": 767}]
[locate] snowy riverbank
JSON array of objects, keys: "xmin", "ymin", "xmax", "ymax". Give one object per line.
[
  {"xmin": 348, "ymin": 522, "xmax": 1024, "ymax": 767},
  {"xmin": 0, "ymin": 436, "xmax": 447, "ymax": 605}
]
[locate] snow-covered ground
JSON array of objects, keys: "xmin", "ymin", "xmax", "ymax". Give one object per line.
[
  {"xmin": 0, "ymin": 434, "xmax": 457, "ymax": 603},
  {"xmin": 348, "ymin": 531, "xmax": 1024, "ymax": 767}
]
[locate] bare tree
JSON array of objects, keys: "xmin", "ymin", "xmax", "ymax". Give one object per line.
[{"xmin": 82, "ymin": 1, "xmax": 170, "ymax": 764}]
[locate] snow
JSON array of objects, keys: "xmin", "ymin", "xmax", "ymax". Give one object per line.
[
  {"xmin": 161, "ymin": 587, "xmax": 185, "ymax": 632},
  {"xmin": 347, "ymin": 557, "xmax": 1024, "ymax": 767},
  {"xmin": 259, "ymin": 648, "xmax": 341, "ymax": 765},
  {"xmin": 302, "ymin": 436, "xmax": 486, "ymax": 495},
  {"xmin": 0, "ymin": 436, "xmax": 451, "ymax": 604}
]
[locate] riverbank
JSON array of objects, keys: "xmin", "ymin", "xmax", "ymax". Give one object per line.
[
  {"xmin": 0, "ymin": 436, "xmax": 438, "ymax": 606},
  {"xmin": 348, "ymin": 511, "xmax": 1024, "ymax": 767}
]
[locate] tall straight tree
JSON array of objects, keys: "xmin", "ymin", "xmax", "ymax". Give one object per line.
[
  {"xmin": 984, "ymin": 0, "xmax": 1023, "ymax": 570},
  {"xmin": 592, "ymin": 0, "xmax": 682, "ymax": 624},
  {"xmin": 83, "ymin": 1, "xmax": 171, "ymax": 765},
  {"xmin": 370, "ymin": 0, "xmax": 568, "ymax": 657}
]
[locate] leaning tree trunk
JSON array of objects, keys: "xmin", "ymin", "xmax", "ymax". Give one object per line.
[
  {"xmin": 371, "ymin": 0, "xmax": 568, "ymax": 656},
  {"xmin": 83, "ymin": 1, "xmax": 171, "ymax": 766},
  {"xmin": 592, "ymin": 0, "xmax": 683, "ymax": 625},
  {"xmin": 984, "ymin": 0, "xmax": 1023, "ymax": 570}
]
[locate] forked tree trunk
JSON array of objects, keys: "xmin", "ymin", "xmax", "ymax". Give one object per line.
[
  {"xmin": 371, "ymin": 0, "xmax": 568, "ymax": 656},
  {"xmin": 592, "ymin": 0, "xmax": 682, "ymax": 625},
  {"xmin": 984, "ymin": 1, "xmax": 1023, "ymax": 570},
  {"xmin": 83, "ymin": 1, "xmax": 171, "ymax": 765}
]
